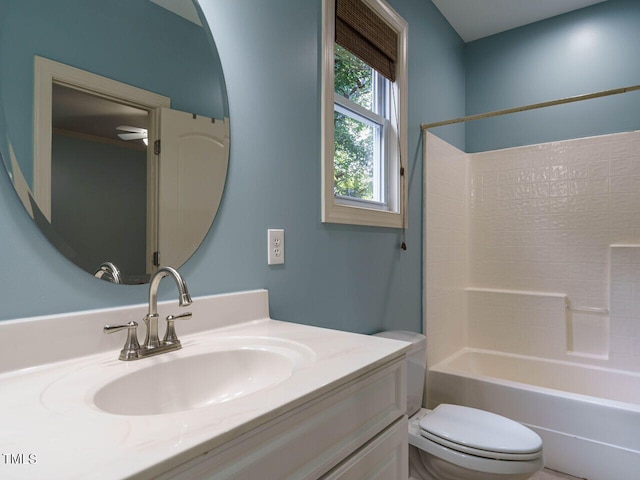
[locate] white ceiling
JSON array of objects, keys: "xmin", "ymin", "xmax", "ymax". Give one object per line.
[{"xmin": 431, "ymin": 0, "xmax": 608, "ymax": 43}]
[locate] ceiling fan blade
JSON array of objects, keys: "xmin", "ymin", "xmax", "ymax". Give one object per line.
[
  {"xmin": 116, "ymin": 125, "xmax": 147, "ymax": 134},
  {"xmin": 117, "ymin": 132, "xmax": 146, "ymax": 140}
]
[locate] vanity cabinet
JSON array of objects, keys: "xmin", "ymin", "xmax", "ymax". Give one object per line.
[
  {"xmin": 162, "ymin": 356, "xmax": 408, "ymax": 480},
  {"xmin": 0, "ymin": 291, "xmax": 410, "ymax": 479}
]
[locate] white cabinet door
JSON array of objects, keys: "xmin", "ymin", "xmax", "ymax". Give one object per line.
[
  {"xmin": 321, "ymin": 417, "xmax": 408, "ymax": 480},
  {"xmin": 156, "ymin": 108, "xmax": 229, "ymax": 268},
  {"xmin": 160, "ymin": 357, "xmax": 407, "ymax": 480}
]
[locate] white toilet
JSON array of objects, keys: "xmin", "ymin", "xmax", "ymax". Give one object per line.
[{"xmin": 375, "ymin": 331, "xmax": 544, "ymax": 480}]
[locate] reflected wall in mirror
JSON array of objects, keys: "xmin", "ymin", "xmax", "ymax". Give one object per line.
[
  {"xmin": 52, "ymin": 83, "xmax": 150, "ymax": 284},
  {"xmin": 0, "ymin": 0, "xmax": 230, "ymax": 284}
]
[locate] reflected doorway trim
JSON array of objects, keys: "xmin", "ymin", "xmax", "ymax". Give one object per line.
[
  {"xmin": 33, "ymin": 56, "xmax": 171, "ymax": 222},
  {"xmin": 33, "ymin": 56, "xmax": 171, "ymax": 277}
]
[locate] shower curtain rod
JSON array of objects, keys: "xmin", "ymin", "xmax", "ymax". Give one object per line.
[{"xmin": 420, "ymin": 84, "xmax": 640, "ymax": 131}]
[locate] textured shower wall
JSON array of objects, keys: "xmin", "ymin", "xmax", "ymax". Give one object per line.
[
  {"xmin": 609, "ymin": 246, "xmax": 640, "ymax": 371},
  {"xmin": 424, "ymin": 132, "xmax": 467, "ymax": 369},
  {"xmin": 467, "ymin": 131, "xmax": 640, "ymax": 371}
]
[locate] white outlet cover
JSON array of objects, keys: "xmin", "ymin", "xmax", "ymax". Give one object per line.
[{"xmin": 268, "ymin": 229, "xmax": 285, "ymax": 265}]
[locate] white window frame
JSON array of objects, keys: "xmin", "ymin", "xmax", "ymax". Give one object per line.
[
  {"xmin": 333, "ymin": 76, "xmax": 388, "ymax": 207},
  {"xmin": 321, "ymin": 0, "xmax": 408, "ymax": 228}
]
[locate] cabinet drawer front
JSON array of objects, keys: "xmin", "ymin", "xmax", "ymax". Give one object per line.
[
  {"xmin": 164, "ymin": 357, "xmax": 406, "ymax": 480},
  {"xmin": 321, "ymin": 416, "xmax": 408, "ymax": 480}
]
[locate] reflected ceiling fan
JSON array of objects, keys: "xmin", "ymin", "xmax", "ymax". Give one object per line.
[{"xmin": 116, "ymin": 125, "xmax": 148, "ymax": 145}]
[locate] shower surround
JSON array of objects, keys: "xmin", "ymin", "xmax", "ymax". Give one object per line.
[{"xmin": 425, "ymin": 130, "xmax": 640, "ymax": 372}]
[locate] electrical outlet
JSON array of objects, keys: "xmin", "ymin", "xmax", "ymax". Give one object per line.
[{"xmin": 268, "ymin": 229, "xmax": 285, "ymax": 265}]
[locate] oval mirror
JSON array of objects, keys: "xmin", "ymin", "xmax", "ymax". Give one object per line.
[{"xmin": 0, "ymin": 0, "xmax": 229, "ymax": 284}]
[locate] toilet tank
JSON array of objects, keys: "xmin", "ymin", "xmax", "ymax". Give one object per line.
[{"xmin": 373, "ymin": 330, "xmax": 426, "ymax": 417}]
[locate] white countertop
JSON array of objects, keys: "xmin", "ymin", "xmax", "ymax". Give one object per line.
[{"xmin": 0, "ymin": 290, "xmax": 409, "ymax": 479}]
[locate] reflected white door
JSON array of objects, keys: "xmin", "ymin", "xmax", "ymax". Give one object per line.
[{"xmin": 156, "ymin": 107, "xmax": 229, "ymax": 269}]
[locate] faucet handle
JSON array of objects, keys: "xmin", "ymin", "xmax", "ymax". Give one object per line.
[
  {"xmin": 162, "ymin": 312, "xmax": 192, "ymax": 346},
  {"xmin": 104, "ymin": 321, "xmax": 140, "ymax": 361}
]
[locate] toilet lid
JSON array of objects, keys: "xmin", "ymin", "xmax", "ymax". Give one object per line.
[{"xmin": 419, "ymin": 404, "xmax": 542, "ymax": 458}]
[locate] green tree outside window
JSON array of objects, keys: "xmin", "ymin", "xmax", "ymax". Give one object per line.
[{"xmin": 334, "ymin": 45, "xmax": 378, "ymax": 201}]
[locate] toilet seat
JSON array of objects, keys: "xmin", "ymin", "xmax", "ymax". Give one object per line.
[
  {"xmin": 408, "ymin": 407, "xmax": 544, "ymax": 477},
  {"xmin": 420, "ymin": 430, "xmax": 542, "ymax": 461},
  {"xmin": 419, "ymin": 404, "xmax": 543, "ymax": 461}
]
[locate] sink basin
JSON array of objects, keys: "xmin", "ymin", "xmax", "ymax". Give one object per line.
[{"xmin": 93, "ymin": 349, "xmax": 294, "ymax": 416}]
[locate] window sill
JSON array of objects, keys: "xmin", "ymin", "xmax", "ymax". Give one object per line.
[{"xmin": 322, "ymin": 201, "xmax": 405, "ymax": 228}]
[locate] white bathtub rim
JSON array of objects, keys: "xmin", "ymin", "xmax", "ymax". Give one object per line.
[
  {"xmin": 529, "ymin": 423, "xmax": 640, "ymax": 455},
  {"xmin": 529, "ymin": 423, "xmax": 640, "ymax": 479},
  {"xmin": 430, "ymin": 347, "xmax": 640, "ymax": 414}
]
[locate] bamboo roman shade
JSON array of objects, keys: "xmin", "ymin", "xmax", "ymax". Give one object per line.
[{"xmin": 335, "ymin": 0, "xmax": 398, "ymax": 82}]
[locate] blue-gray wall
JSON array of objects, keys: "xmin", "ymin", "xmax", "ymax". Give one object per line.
[
  {"xmin": 2, "ymin": 0, "xmax": 636, "ymax": 333},
  {"xmin": 51, "ymin": 134, "xmax": 147, "ymax": 280},
  {"xmin": 0, "ymin": 0, "xmax": 465, "ymax": 334},
  {"xmin": 464, "ymin": 0, "xmax": 640, "ymax": 152}
]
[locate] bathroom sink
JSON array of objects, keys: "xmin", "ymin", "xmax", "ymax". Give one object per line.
[{"xmin": 93, "ymin": 348, "xmax": 295, "ymax": 415}]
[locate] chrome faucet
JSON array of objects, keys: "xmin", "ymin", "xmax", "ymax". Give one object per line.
[
  {"xmin": 143, "ymin": 266, "xmax": 192, "ymax": 349},
  {"xmin": 94, "ymin": 262, "xmax": 123, "ymax": 284},
  {"xmin": 104, "ymin": 266, "xmax": 193, "ymax": 361}
]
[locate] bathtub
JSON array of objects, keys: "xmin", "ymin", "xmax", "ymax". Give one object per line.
[{"xmin": 428, "ymin": 348, "xmax": 640, "ymax": 480}]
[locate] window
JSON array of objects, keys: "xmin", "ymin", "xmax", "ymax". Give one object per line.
[
  {"xmin": 322, "ymin": 0, "xmax": 407, "ymax": 228},
  {"xmin": 334, "ymin": 45, "xmax": 388, "ymax": 205}
]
